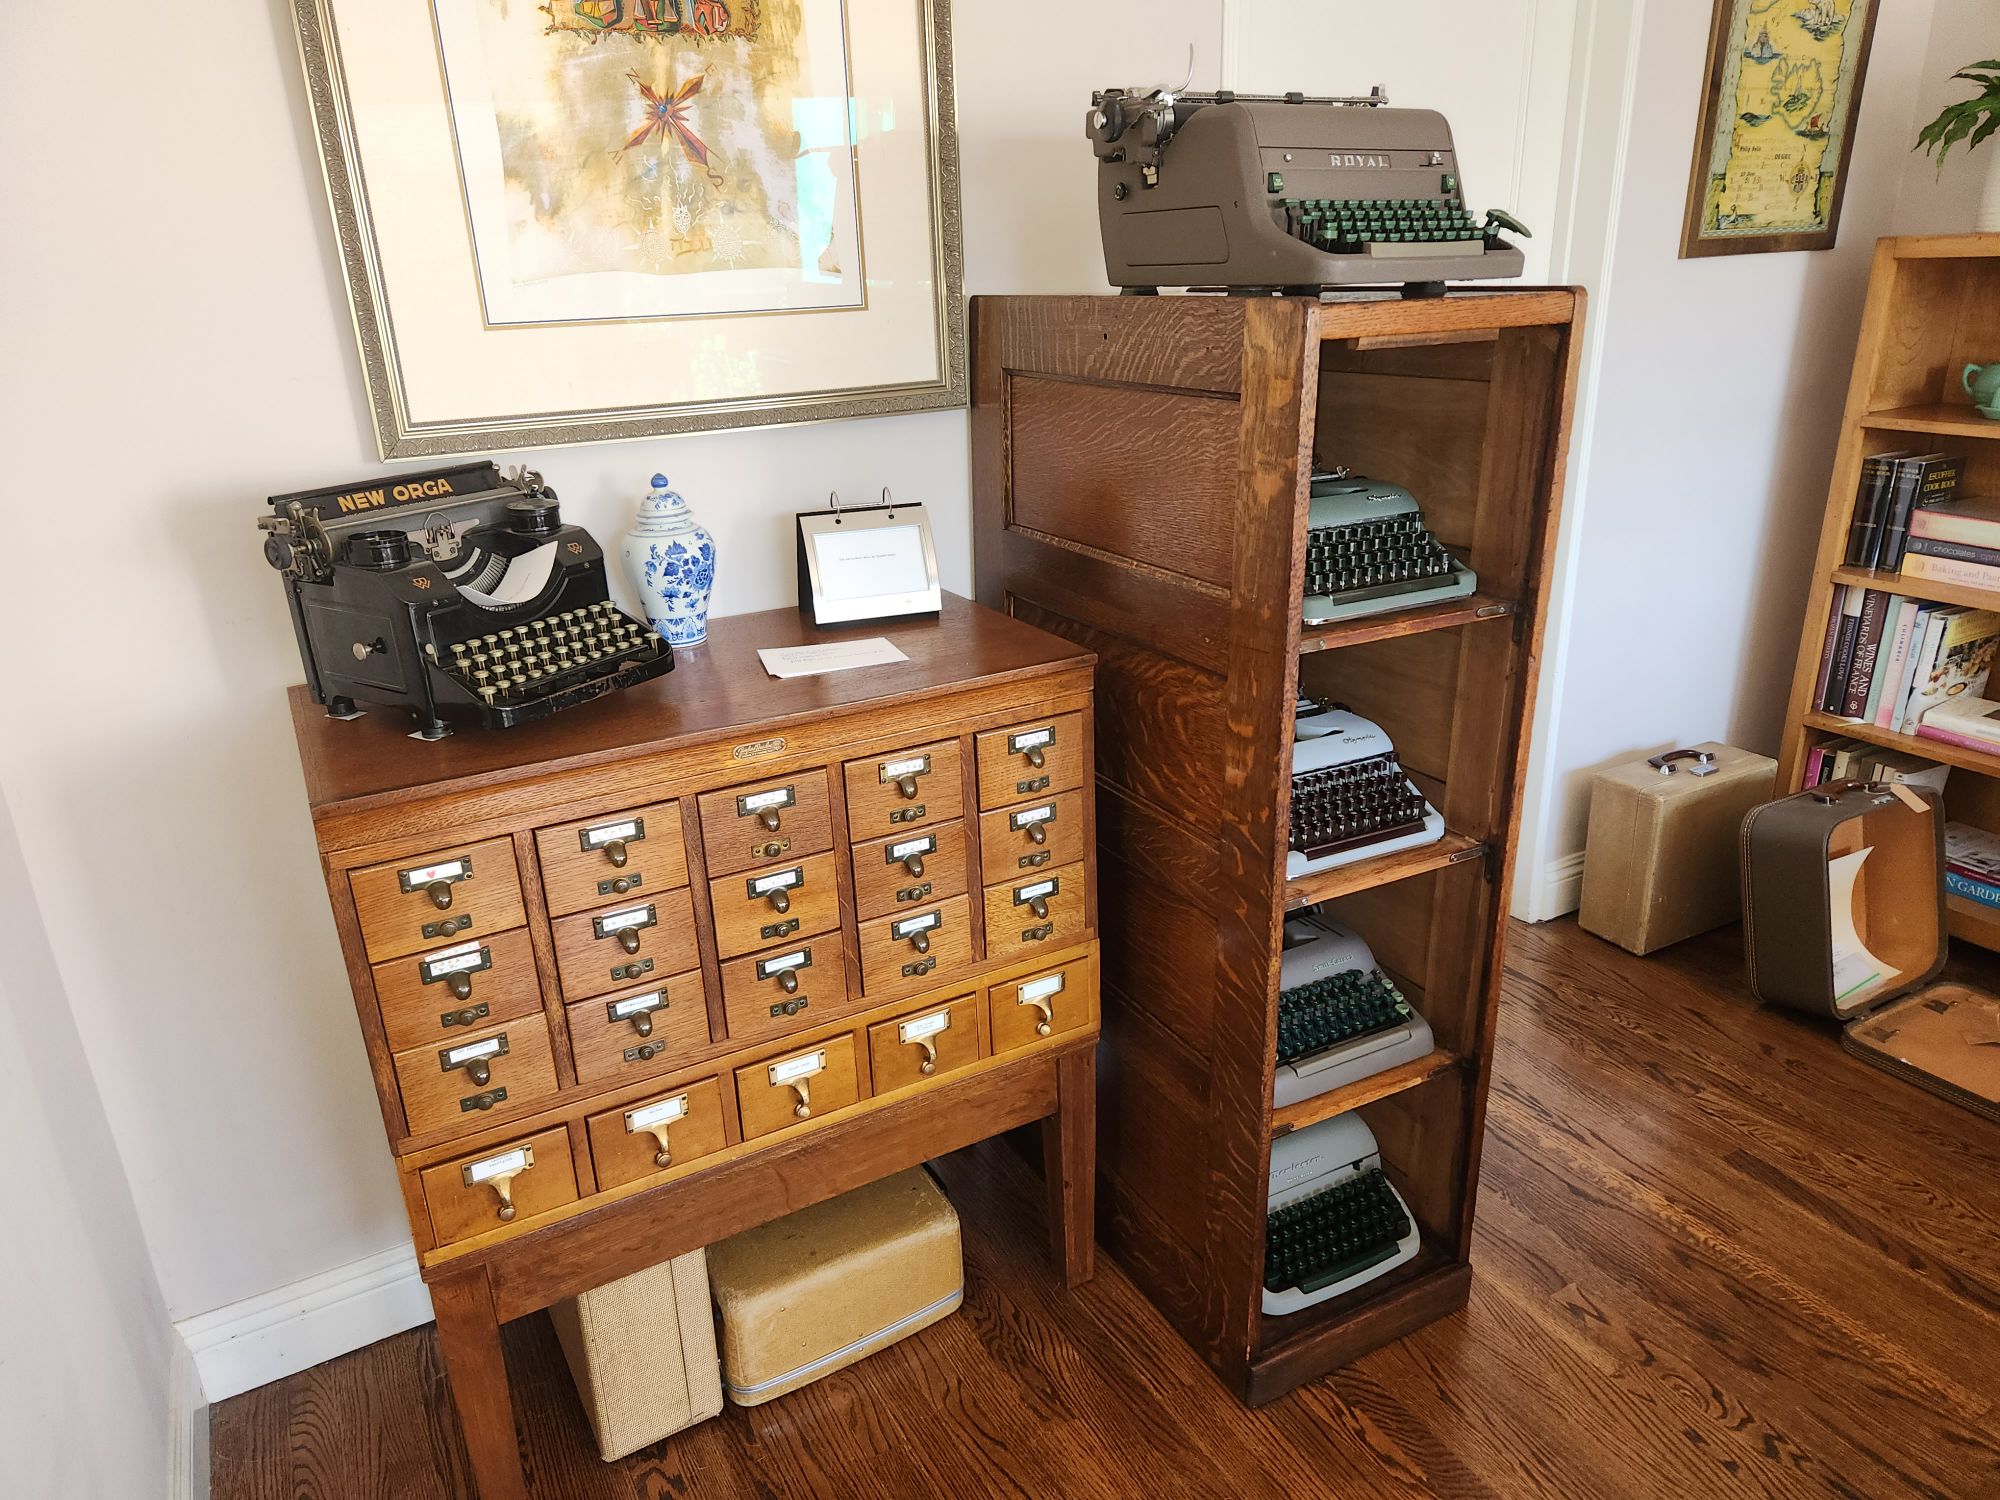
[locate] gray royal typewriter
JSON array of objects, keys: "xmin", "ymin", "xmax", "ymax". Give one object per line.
[{"xmin": 1085, "ymin": 81, "xmax": 1529, "ymax": 297}]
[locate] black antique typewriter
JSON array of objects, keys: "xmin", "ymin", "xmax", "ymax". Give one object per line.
[
  {"xmin": 1085, "ymin": 80, "xmax": 1529, "ymax": 297},
  {"xmin": 1274, "ymin": 912, "xmax": 1434, "ymax": 1107},
  {"xmin": 1264, "ymin": 1112, "xmax": 1418, "ymax": 1314},
  {"xmin": 258, "ymin": 461, "xmax": 672, "ymax": 739},
  {"xmin": 1288, "ymin": 701, "xmax": 1444, "ymax": 877},
  {"xmin": 1304, "ymin": 470, "xmax": 1476, "ymax": 624}
]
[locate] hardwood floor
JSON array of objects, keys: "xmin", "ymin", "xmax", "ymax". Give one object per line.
[{"xmin": 210, "ymin": 919, "xmax": 2000, "ymax": 1499}]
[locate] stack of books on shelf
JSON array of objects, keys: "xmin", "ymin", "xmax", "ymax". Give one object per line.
[
  {"xmin": 1946, "ymin": 823, "xmax": 2000, "ymax": 910},
  {"xmin": 1813, "ymin": 587, "xmax": 2000, "ymax": 739},
  {"xmin": 1803, "ymin": 738, "xmax": 1950, "ymax": 789},
  {"xmin": 1842, "ymin": 452, "xmax": 1963, "ymax": 572}
]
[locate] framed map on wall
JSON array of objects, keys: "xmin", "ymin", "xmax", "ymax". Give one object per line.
[
  {"xmin": 1680, "ymin": 0, "xmax": 1880, "ymax": 258},
  {"xmin": 291, "ymin": 0, "xmax": 963, "ymax": 459}
]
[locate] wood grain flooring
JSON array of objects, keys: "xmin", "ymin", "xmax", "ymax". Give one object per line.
[{"xmin": 210, "ymin": 919, "xmax": 2000, "ymax": 1499}]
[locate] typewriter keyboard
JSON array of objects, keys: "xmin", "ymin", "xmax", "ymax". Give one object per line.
[
  {"xmin": 1289, "ymin": 755, "xmax": 1429, "ymax": 862},
  {"xmin": 1276, "ymin": 968, "xmax": 1413, "ymax": 1067},
  {"xmin": 1306, "ymin": 513, "xmax": 1461, "ymax": 602},
  {"xmin": 433, "ymin": 600, "xmax": 665, "ymax": 707},
  {"xmin": 1278, "ymin": 197, "xmax": 1483, "ymax": 255},
  {"xmin": 1264, "ymin": 1168, "xmax": 1413, "ymax": 1296}
]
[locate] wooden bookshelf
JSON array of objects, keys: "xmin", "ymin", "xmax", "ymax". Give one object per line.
[
  {"xmin": 970, "ymin": 290, "xmax": 1582, "ymax": 1404},
  {"xmin": 1777, "ymin": 234, "xmax": 2000, "ymax": 952}
]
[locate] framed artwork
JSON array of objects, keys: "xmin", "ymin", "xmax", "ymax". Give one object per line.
[
  {"xmin": 292, "ymin": 0, "xmax": 963, "ymax": 458},
  {"xmin": 1680, "ymin": 0, "xmax": 1880, "ymax": 258}
]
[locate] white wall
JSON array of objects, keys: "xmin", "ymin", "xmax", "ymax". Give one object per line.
[
  {"xmin": 0, "ymin": 0, "xmax": 1230, "ymax": 1369},
  {"xmin": 1513, "ymin": 0, "xmax": 1958, "ymax": 919},
  {"xmin": 0, "ymin": 789, "xmax": 176, "ymax": 1498},
  {"xmin": 1893, "ymin": 0, "xmax": 2000, "ymax": 234}
]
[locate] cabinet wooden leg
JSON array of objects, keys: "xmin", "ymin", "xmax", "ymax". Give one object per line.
[
  {"xmin": 429, "ymin": 1267, "xmax": 528, "ymax": 1500},
  {"xmin": 1040, "ymin": 1043, "xmax": 1097, "ymax": 1287}
]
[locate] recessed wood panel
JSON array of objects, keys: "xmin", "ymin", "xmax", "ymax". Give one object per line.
[
  {"xmin": 563, "ymin": 969, "xmax": 711, "ymax": 1085},
  {"xmin": 550, "ymin": 885, "xmax": 702, "ymax": 1003},
  {"xmin": 983, "ymin": 862, "xmax": 1090, "ymax": 964},
  {"xmin": 371, "ymin": 927, "xmax": 543, "ymax": 1053},
  {"xmin": 349, "ymin": 837, "xmax": 526, "ymax": 964},
  {"xmin": 977, "ymin": 791, "xmax": 1086, "ymax": 884},
  {"xmin": 857, "ymin": 895, "xmax": 974, "ymax": 1002},
  {"xmin": 1297, "ymin": 629, "xmax": 1460, "ymax": 786},
  {"xmin": 707, "ymin": 851, "xmax": 842, "ymax": 961},
  {"xmin": 866, "ymin": 994, "xmax": 981, "ymax": 1094},
  {"xmin": 421, "ymin": 1126, "xmax": 578, "ymax": 1247},
  {"xmin": 695, "ymin": 769, "xmax": 833, "ymax": 878},
  {"xmin": 585, "ymin": 1078, "xmax": 729, "ymax": 1189},
  {"xmin": 393, "ymin": 1016, "xmax": 559, "ymax": 1138},
  {"xmin": 1009, "ymin": 375, "xmax": 1238, "ymax": 588},
  {"xmin": 734, "ymin": 1033, "xmax": 861, "ymax": 1140},
  {"xmin": 849, "ymin": 819, "xmax": 971, "ymax": 920},
  {"xmin": 533, "ymin": 799, "xmax": 687, "ymax": 918},
  {"xmin": 1312, "ymin": 370, "xmax": 1490, "ymax": 553},
  {"xmin": 842, "ymin": 739, "xmax": 963, "ymax": 839}
]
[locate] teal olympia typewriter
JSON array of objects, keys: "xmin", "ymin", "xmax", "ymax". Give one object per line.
[{"xmin": 1304, "ymin": 470, "xmax": 1476, "ymax": 625}]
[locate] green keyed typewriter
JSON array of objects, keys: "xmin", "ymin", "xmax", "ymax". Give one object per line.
[
  {"xmin": 1263, "ymin": 1111, "xmax": 1419, "ymax": 1314},
  {"xmin": 1304, "ymin": 469, "xmax": 1476, "ymax": 624}
]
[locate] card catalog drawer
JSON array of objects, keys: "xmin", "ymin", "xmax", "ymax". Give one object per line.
[
  {"xmin": 696, "ymin": 771, "xmax": 833, "ymax": 878},
  {"xmin": 849, "ymin": 820, "xmax": 970, "ymax": 921},
  {"xmin": 587, "ymin": 1078, "xmax": 729, "ymax": 1190},
  {"xmin": 982, "ymin": 864, "xmax": 1089, "ymax": 963},
  {"xmin": 975, "ymin": 713, "xmax": 1084, "ymax": 811},
  {"xmin": 565, "ymin": 970, "xmax": 711, "ymax": 1085},
  {"xmin": 372, "ymin": 928, "xmax": 544, "ymax": 1053},
  {"xmin": 735, "ymin": 1034, "xmax": 860, "ymax": 1141},
  {"xmin": 989, "ymin": 957, "xmax": 1095, "ymax": 1054},
  {"xmin": 708, "ymin": 851, "xmax": 841, "ymax": 961},
  {"xmin": 552, "ymin": 886, "xmax": 701, "ymax": 1002},
  {"xmin": 719, "ymin": 932, "xmax": 850, "ymax": 1047},
  {"xmin": 978, "ymin": 791, "xmax": 1086, "ymax": 884},
  {"xmin": 394, "ymin": 1017, "xmax": 559, "ymax": 1138},
  {"xmin": 535, "ymin": 800, "xmax": 688, "ymax": 918},
  {"xmin": 866, "ymin": 994, "xmax": 980, "ymax": 1095},
  {"xmin": 348, "ymin": 838, "xmax": 526, "ymax": 964},
  {"xmin": 842, "ymin": 740, "xmax": 963, "ymax": 839},
  {"xmin": 422, "ymin": 1126, "xmax": 577, "ymax": 1247},
  {"xmin": 857, "ymin": 895, "xmax": 974, "ymax": 1002}
]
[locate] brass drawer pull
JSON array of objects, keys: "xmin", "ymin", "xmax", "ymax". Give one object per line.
[
  {"xmin": 880, "ymin": 753, "xmax": 931, "ymax": 801},
  {"xmin": 768, "ymin": 1049, "xmax": 826, "ymax": 1120},
  {"xmin": 625, "ymin": 1093, "xmax": 688, "ymax": 1169},
  {"xmin": 777, "ymin": 969, "xmax": 800, "ymax": 995},
  {"xmin": 426, "ymin": 881, "xmax": 455, "ymax": 911},
  {"xmin": 756, "ymin": 946, "xmax": 812, "ymax": 994},
  {"xmin": 1013, "ymin": 875, "xmax": 1060, "ymax": 924},
  {"xmin": 892, "ymin": 909, "xmax": 942, "ymax": 955},
  {"xmin": 460, "ymin": 1087, "xmax": 509, "ymax": 1114},
  {"xmin": 617, "ymin": 928, "xmax": 641, "ymax": 955},
  {"xmin": 887, "ymin": 832, "xmax": 936, "ymax": 879},
  {"xmin": 1008, "ymin": 727, "xmax": 1055, "ymax": 770},
  {"xmin": 624, "ymin": 1039, "xmax": 667, "ymax": 1064},
  {"xmin": 1018, "ymin": 973, "xmax": 1065, "ymax": 1036},
  {"xmin": 606, "ymin": 990, "xmax": 669, "ymax": 1037},
  {"xmin": 1023, "ymin": 922, "xmax": 1055, "ymax": 943},
  {"xmin": 737, "ymin": 785, "xmax": 796, "ymax": 834},
  {"xmin": 419, "ymin": 942, "xmax": 492, "ymax": 1006},
  {"xmin": 594, "ymin": 902, "xmax": 657, "ymax": 956},
  {"xmin": 423, "ymin": 913, "xmax": 474, "ymax": 940},
  {"xmin": 610, "ymin": 958, "xmax": 654, "ymax": 982},
  {"xmin": 460, "ymin": 1144, "xmax": 533, "ymax": 1223},
  {"xmin": 440, "ymin": 1033, "xmax": 509, "ymax": 1088},
  {"xmin": 747, "ymin": 864, "xmax": 803, "ymax": 915},
  {"xmin": 899, "ymin": 1008, "xmax": 953, "ymax": 1075},
  {"xmin": 579, "ymin": 817, "xmax": 646, "ymax": 868},
  {"xmin": 399, "ymin": 856, "xmax": 473, "ymax": 907},
  {"xmin": 600, "ymin": 873, "xmax": 643, "ymax": 897}
]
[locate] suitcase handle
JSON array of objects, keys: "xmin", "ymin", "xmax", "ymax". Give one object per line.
[
  {"xmin": 1648, "ymin": 747, "xmax": 1717, "ymax": 777},
  {"xmin": 1811, "ymin": 777, "xmax": 1931, "ymax": 814}
]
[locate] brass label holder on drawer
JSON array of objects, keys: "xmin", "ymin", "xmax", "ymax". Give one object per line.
[
  {"xmin": 1008, "ymin": 726, "xmax": 1054, "ymax": 768},
  {"xmin": 898, "ymin": 1007, "xmax": 953, "ymax": 1074},
  {"xmin": 755, "ymin": 946, "xmax": 813, "ymax": 994},
  {"xmin": 459, "ymin": 1143, "xmax": 533, "ymax": 1222},
  {"xmin": 605, "ymin": 989, "xmax": 669, "ymax": 1038},
  {"xmin": 1018, "ymin": 972, "xmax": 1065, "ymax": 1036},
  {"xmin": 887, "ymin": 832, "xmax": 936, "ymax": 878},
  {"xmin": 879, "ymin": 753, "xmax": 932, "ymax": 800},
  {"xmin": 419, "ymin": 941, "xmax": 492, "ymax": 1003},
  {"xmin": 892, "ymin": 908, "xmax": 942, "ymax": 956},
  {"xmin": 624, "ymin": 1092, "xmax": 688, "ymax": 1168},
  {"xmin": 746, "ymin": 864, "xmax": 803, "ymax": 915},
  {"xmin": 439, "ymin": 1032, "xmax": 510, "ymax": 1088},
  {"xmin": 593, "ymin": 902, "xmax": 657, "ymax": 955},
  {"xmin": 736, "ymin": 784, "xmax": 796, "ymax": 832},
  {"xmin": 768, "ymin": 1048, "xmax": 826, "ymax": 1119},
  {"xmin": 1011, "ymin": 803, "xmax": 1056, "ymax": 846},
  {"xmin": 399, "ymin": 855, "xmax": 473, "ymax": 910},
  {"xmin": 1013, "ymin": 876, "xmax": 1059, "ymax": 921},
  {"xmin": 578, "ymin": 816, "xmax": 645, "ymax": 869}
]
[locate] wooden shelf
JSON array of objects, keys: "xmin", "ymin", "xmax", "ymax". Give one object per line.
[
  {"xmin": 1298, "ymin": 592, "xmax": 1515, "ymax": 655},
  {"xmin": 1860, "ymin": 403, "xmax": 2000, "ymax": 440},
  {"xmin": 1248, "ymin": 1245, "xmax": 1467, "ymax": 1402},
  {"xmin": 1830, "ymin": 566, "xmax": 2000, "ymax": 612},
  {"xmin": 1802, "ymin": 712, "xmax": 2000, "ymax": 775},
  {"xmin": 1283, "ymin": 831, "xmax": 1486, "ymax": 910},
  {"xmin": 1947, "ymin": 894, "xmax": 2000, "ymax": 947},
  {"xmin": 1269, "ymin": 1049, "xmax": 1461, "ymax": 1138}
]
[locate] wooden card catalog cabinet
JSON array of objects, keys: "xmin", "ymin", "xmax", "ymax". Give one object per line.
[{"xmin": 287, "ymin": 598, "xmax": 1100, "ymax": 1500}]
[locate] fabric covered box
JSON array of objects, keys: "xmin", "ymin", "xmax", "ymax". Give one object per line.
[
  {"xmin": 549, "ymin": 1248, "xmax": 723, "ymax": 1461},
  {"xmin": 706, "ymin": 1167, "xmax": 963, "ymax": 1407},
  {"xmin": 1579, "ymin": 742, "xmax": 1775, "ymax": 954}
]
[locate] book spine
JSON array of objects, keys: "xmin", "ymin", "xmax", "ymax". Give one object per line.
[
  {"xmin": 1909, "ymin": 509, "xmax": 2000, "ymax": 548},
  {"xmin": 1887, "ymin": 606, "xmax": 1932, "ymax": 732},
  {"xmin": 1877, "ymin": 458, "xmax": 1926, "ymax": 571},
  {"xmin": 1913, "ymin": 454, "xmax": 1964, "ymax": 511},
  {"xmin": 1870, "ymin": 600, "xmax": 1917, "ymax": 727},
  {"xmin": 1843, "ymin": 457, "xmax": 1887, "ymax": 567},
  {"xmin": 1916, "ymin": 722, "xmax": 2000, "ymax": 753},
  {"xmin": 1905, "ymin": 535, "xmax": 2000, "ymax": 567},
  {"xmin": 1899, "ymin": 552, "xmax": 2000, "ymax": 592},
  {"xmin": 1840, "ymin": 590, "xmax": 1891, "ymax": 718},
  {"xmin": 1805, "ymin": 745, "xmax": 1828, "ymax": 785},
  {"xmin": 1945, "ymin": 869, "xmax": 2000, "ymax": 908},
  {"xmin": 1824, "ymin": 588, "xmax": 1866, "ymax": 713},
  {"xmin": 1810, "ymin": 585, "xmax": 1847, "ymax": 712}
]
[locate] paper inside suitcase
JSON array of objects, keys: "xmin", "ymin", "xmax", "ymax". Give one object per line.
[{"xmin": 1843, "ymin": 983, "xmax": 2000, "ymax": 1125}]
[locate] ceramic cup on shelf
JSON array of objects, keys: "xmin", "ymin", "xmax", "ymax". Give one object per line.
[
  {"xmin": 1963, "ymin": 363, "xmax": 2000, "ymax": 421},
  {"xmin": 622, "ymin": 474, "xmax": 717, "ymax": 647}
]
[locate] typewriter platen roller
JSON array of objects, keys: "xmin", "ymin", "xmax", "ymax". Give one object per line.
[
  {"xmin": 259, "ymin": 461, "xmax": 672, "ymax": 739},
  {"xmin": 1085, "ymin": 83, "xmax": 1528, "ymax": 297}
]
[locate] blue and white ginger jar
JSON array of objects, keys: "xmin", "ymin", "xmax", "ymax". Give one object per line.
[{"xmin": 621, "ymin": 473, "xmax": 716, "ymax": 647}]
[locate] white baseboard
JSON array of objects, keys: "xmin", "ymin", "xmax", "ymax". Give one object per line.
[
  {"xmin": 177, "ymin": 1244, "xmax": 433, "ymax": 1404},
  {"xmin": 1520, "ymin": 851, "xmax": 1587, "ymax": 923},
  {"xmin": 168, "ymin": 1331, "xmax": 210, "ymax": 1500}
]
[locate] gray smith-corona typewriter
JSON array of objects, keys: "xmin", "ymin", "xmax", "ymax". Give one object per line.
[{"xmin": 1085, "ymin": 81, "xmax": 1529, "ymax": 297}]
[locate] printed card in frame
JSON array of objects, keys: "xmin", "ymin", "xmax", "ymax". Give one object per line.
[
  {"xmin": 292, "ymin": 0, "xmax": 964, "ymax": 458},
  {"xmin": 1679, "ymin": 0, "xmax": 1880, "ymax": 258}
]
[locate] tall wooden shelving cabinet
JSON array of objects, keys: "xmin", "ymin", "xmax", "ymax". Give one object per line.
[
  {"xmin": 1777, "ymin": 234, "xmax": 2000, "ymax": 953},
  {"xmin": 971, "ymin": 289, "xmax": 1583, "ymax": 1402}
]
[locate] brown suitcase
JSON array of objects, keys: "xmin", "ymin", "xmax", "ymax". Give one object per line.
[
  {"xmin": 1740, "ymin": 779, "xmax": 2000, "ymax": 1121},
  {"xmin": 1579, "ymin": 743, "xmax": 1776, "ymax": 954}
]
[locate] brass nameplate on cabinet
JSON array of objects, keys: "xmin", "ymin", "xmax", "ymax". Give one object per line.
[{"xmin": 732, "ymin": 736, "xmax": 787, "ymax": 761}]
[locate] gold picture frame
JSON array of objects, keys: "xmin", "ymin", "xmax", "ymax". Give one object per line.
[
  {"xmin": 292, "ymin": 0, "xmax": 965, "ymax": 459},
  {"xmin": 1680, "ymin": 0, "xmax": 1879, "ymax": 259}
]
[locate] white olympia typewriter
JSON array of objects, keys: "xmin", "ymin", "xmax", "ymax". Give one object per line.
[
  {"xmin": 1275, "ymin": 912, "xmax": 1436, "ymax": 1108},
  {"xmin": 1288, "ymin": 701, "xmax": 1446, "ymax": 877},
  {"xmin": 1264, "ymin": 1112, "xmax": 1420, "ymax": 1315}
]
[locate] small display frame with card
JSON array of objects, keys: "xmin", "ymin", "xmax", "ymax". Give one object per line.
[{"xmin": 796, "ymin": 490, "xmax": 942, "ymax": 627}]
